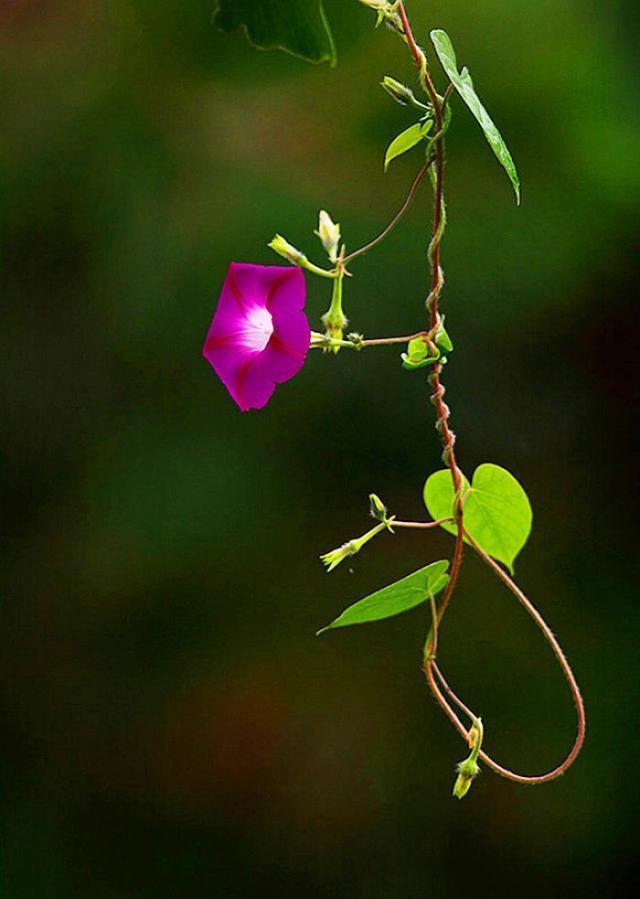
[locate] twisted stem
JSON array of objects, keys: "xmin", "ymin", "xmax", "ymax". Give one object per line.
[
  {"xmin": 396, "ymin": 1, "xmax": 584, "ymax": 784},
  {"xmin": 397, "ymin": 0, "xmax": 466, "ymax": 643}
]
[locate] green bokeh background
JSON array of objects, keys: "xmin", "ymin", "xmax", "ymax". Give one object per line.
[{"xmin": 2, "ymin": 1, "xmax": 638, "ymax": 896}]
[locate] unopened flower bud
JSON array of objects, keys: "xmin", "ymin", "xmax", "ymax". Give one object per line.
[
  {"xmin": 369, "ymin": 493, "xmax": 388, "ymax": 522},
  {"xmin": 315, "ymin": 210, "xmax": 341, "ymax": 263},
  {"xmin": 268, "ymin": 234, "xmax": 307, "ymax": 266},
  {"xmin": 381, "ymin": 76, "xmax": 427, "ymax": 110},
  {"xmin": 452, "ymin": 757, "xmax": 480, "ymax": 800}
]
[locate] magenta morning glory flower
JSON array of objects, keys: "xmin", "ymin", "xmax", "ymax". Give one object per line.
[{"xmin": 203, "ymin": 263, "xmax": 310, "ymax": 411}]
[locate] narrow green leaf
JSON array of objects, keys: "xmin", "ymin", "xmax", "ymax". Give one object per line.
[
  {"xmin": 423, "ymin": 464, "xmax": 533, "ymax": 572},
  {"xmin": 430, "ymin": 29, "xmax": 520, "ymax": 203},
  {"xmin": 214, "ymin": 0, "xmax": 337, "ymax": 66},
  {"xmin": 384, "ymin": 120, "xmax": 432, "ymax": 172},
  {"xmin": 317, "ymin": 561, "xmax": 450, "ymax": 635}
]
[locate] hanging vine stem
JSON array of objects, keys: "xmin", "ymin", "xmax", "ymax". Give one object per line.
[{"xmin": 396, "ymin": 1, "xmax": 585, "ymax": 783}]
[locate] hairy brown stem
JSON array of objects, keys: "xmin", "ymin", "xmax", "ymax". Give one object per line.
[{"xmin": 397, "ymin": 1, "xmax": 465, "ymax": 645}]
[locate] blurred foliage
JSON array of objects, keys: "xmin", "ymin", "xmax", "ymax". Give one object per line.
[
  {"xmin": 214, "ymin": 0, "xmax": 337, "ymax": 66},
  {"xmin": 1, "ymin": 1, "xmax": 639, "ymax": 897}
]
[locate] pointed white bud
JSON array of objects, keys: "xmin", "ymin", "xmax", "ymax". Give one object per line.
[{"xmin": 315, "ymin": 210, "xmax": 341, "ymax": 263}]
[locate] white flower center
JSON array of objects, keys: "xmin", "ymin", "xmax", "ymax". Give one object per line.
[{"xmin": 238, "ymin": 306, "xmax": 274, "ymax": 352}]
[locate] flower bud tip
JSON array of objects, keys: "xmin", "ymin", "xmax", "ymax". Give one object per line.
[
  {"xmin": 268, "ymin": 235, "xmax": 307, "ymax": 266},
  {"xmin": 369, "ymin": 493, "xmax": 388, "ymax": 521},
  {"xmin": 315, "ymin": 211, "xmax": 341, "ymax": 263}
]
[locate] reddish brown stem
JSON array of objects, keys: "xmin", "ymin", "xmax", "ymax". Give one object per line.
[
  {"xmin": 397, "ymin": 2, "xmax": 465, "ymax": 644},
  {"xmin": 397, "ymin": 2, "xmax": 585, "ymax": 784},
  {"xmin": 360, "ymin": 332, "xmax": 425, "ymax": 347},
  {"xmin": 343, "ymin": 159, "xmax": 434, "ymax": 265},
  {"xmin": 393, "ymin": 517, "xmax": 452, "ymax": 529}
]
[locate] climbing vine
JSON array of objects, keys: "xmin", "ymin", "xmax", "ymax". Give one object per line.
[{"xmin": 207, "ymin": 0, "xmax": 586, "ymax": 798}]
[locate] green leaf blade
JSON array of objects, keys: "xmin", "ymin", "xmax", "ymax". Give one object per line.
[
  {"xmin": 401, "ymin": 335, "xmax": 440, "ymax": 370},
  {"xmin": 384, "ymin": 121, "xmax": 432, "ymax": 172},
  {"xmin": 466, "ymin": 464, "xmax": 533, "ymax": 571},
  {"xmin": 423, "ymin": 464, "xmax": 533, "ymax": 572},
  {"xmin": 430, "ymin": 29, "xmax": 520, "ymax": 203},
  {"xmin": 317, "ymin": 560, "xmax": 450, "ymax": 635},
  {"xmin": 214, "ymin": 0, "xmax": 337, "ymax": 66},
  {"xmin": 423, "ymin": 470, "xmax": 470, "ymax": 539},
  {"xmin": 435, "ymin": 322, "xmax": 453, "ymax": 353}
]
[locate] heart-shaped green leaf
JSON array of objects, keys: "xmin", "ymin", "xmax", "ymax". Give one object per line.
[
  {"xmin": 317, "ymin": 560, "xmax": 450, "ymax": 635},
  {"xmin": 430, "ymin": 29, "xmax": 520, "ymax": 203},
  {"xmin": 384, "ymin": 120, "xmax": 432, "ymax": 171},
  {"xmin": 423, "ymin": 464, "xmax": 532, "ymax": 572},
  {"xmin": 214, "ymin": 0, "xmax": 337, "ymax": 66}
]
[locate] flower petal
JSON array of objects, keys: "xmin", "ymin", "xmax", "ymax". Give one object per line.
[
  {"xmin": 203, "ymin": 337, "xmax": 253, "ymax": 382},
  {"xmin": 263, "ymin": 311, "xmax": 310, "ymax": 383},
  {"xmin": 233, "ymin": 353, "xmax": 276, "ymax": 411},
  {"xmin": 265, "ymin": 267, "xmax": 306, "ymax": 316},
  {"xmin": 205, "ymin": 343, "xmax": 275, "ymax": 411},
  {"xmin": 213, "ymin": 262, "xmax": 286, "ymax": 320}
]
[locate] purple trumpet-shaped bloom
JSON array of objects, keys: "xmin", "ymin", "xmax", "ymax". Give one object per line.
[{"xmin": 203, "ymin": 263, "xmax": 310, "ymax": 411}]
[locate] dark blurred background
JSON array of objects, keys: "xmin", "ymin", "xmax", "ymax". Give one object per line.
[{"xmin": 2, "ymin": 1, "xmax": 639, "ymax": 896}]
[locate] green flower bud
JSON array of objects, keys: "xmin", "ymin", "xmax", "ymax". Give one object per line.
[
  {"xmin": 369, "ymin": 493, "xmax": 388, "ymax": 522},
  {"xmin": 452, "ymin": 757, "xmax": 480, "ymax": 800},
  {"xmin": 268, "ymin": 234, "xmax": 307, "ymax": 266},
  {"xmin": 381, "ymin": 76, "xmax": 428, "ymax": 110},
  {"xmin": 315, "ymin": 210, "xmax": 341, "ymax": 263}
]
